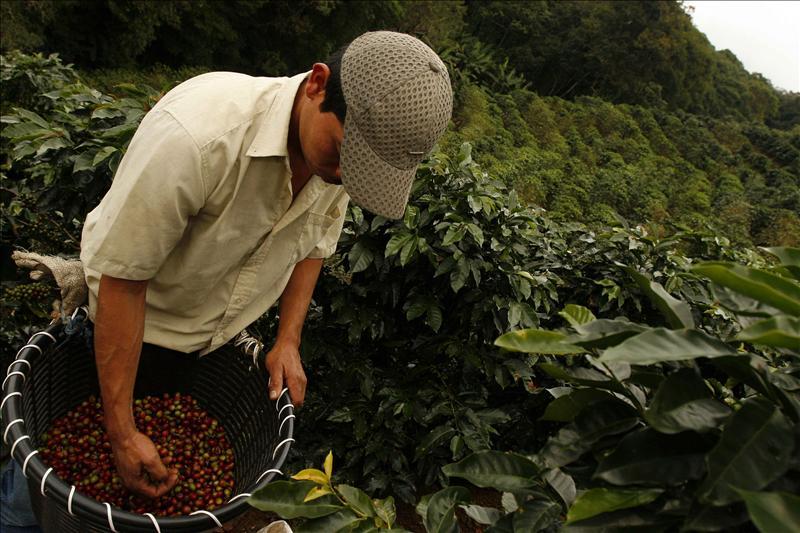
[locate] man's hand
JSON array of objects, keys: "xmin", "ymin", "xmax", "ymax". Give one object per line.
[
  {"xmin": 111, "ymin": 430, "xmax": 178, "ymax": 498},
  {"xmin": 265, "ymin": 340, "xmax": 307, "ymax": 407}
]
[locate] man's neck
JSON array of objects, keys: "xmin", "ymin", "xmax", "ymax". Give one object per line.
[{"xmin": 287, "ymin": 80, "xmax": 311, "ymax": 197}]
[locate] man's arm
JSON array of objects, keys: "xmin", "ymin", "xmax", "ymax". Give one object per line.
[
  {"xmin": 266, "ymin": 257, "xmax": 324, "ymax": 407},
  {"xmin": 95, "ymin": 274, "xmax": 178, "ymax": 497}
]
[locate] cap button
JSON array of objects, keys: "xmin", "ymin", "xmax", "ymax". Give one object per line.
[{"xmin": 428, "ymin": 60, "xmax": 442, "ymax": 73}]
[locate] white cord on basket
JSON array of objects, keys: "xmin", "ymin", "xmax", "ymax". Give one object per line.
[
  {"xmin": 9, "ymin": 434, "xmax": 29, "ymax": 457},
  {"xmin": 105, "ymin": 502, "xmax": 118, "ymax": 532},
  {"xmin": 2, "ymin": 372, "xmax": 26, "ymax": 390},
  {"xmin": 22, "ymin": 450, "xmax": 38, "ymax": 477},
  {"xmin": 227, "ymin": 493, "xmax": 252, "ymax": 503},
  {"xmin": 255, "ymin": 468, "xmax": 283, "ymax": 485},
  {"xmin": 15, "ymin": 344, "xmax": 42, "ymax": 358},
  {"xmin": 7, "ymin": 359, "xmax": 31, "ymax": 372},
  {"xmin": 279, "ymin": 414, "xmax": 295, "ymax": 435},
  {"xmin": 40, "ymin": 467, "xmax": 53, "ymax": 496},
  {"xmin": 275, "ymin": 388, "xmax": 289, "ymax": 411},
  {"xmin": 271, "ymin": 438, "xmax": 295, "ymax": 461},
  {"xmin": 278, "ymin": 403, "xmax": 293, "ymax": 418},
  {"xmin": 30, "ymin": 331, "xmax": 56, "ymax": 344},
  {"xmin": 67, "ymin": 486, "xmax": 76, "ymax": 516},
  {"xmin": 1, "ymin": 392, "xmax": 22, "ymax": 412},
  {"xmin": 190, "ymin": 510, "xmax": 222, "ymax": 528},
  {"xmin": 144, "ymin": 512, "xmax": 161, "ymax": 533},
  {"xmin": 3, "ymin": 419, "xmax": 23, "ymax": 444}
]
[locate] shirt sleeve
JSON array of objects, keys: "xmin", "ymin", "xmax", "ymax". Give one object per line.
[
  {"xmin": 80, "ymin": 110, "xmax": 206, "ymax": 280},
  {"xmin": 306, "ymin": 192, "xmax": 350, "ymax": 260}
]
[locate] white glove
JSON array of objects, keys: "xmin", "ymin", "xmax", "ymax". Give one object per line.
[{"xmin": 12, "ymin": 251, "xmax": 88, "ymax": 318}]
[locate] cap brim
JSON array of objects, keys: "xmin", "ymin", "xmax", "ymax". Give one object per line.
[{"xmin": 340, "ymin": 113, "xmax": 416, "ymax": 220}]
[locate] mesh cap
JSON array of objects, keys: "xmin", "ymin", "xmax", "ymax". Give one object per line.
[{"xmin": 340, "ymin": 31, "xmax": 453, "ymax": 219}]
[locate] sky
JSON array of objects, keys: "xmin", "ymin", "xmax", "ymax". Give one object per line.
[{"xmin": 683, "ymin": 1, "xmax": 800, "ymax": 92}]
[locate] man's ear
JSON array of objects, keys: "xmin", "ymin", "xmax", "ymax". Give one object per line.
[{"xmin": 306, "ymin": 63, "xmax": 331, "ymax": 99}]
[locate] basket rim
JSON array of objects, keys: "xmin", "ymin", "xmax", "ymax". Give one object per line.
[{"xmin": 1, "ymin": 315, "xmax": 295, "ymax": 533}]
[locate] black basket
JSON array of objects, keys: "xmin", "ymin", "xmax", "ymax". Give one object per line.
[{"xmin": 1, "ymin": 314, "xmax": 295, "ymax": 533}]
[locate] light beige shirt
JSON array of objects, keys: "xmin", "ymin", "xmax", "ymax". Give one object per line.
[{"xmin": 81, "ymin": 71, "xmax": 349, "ymax": 354}]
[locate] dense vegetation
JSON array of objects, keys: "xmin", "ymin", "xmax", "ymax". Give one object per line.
[
  {"xmin": 2, "ymin": 1, "xmax": 799, "ymax": 531},
  {"xmin": 3, "ymin": 0, "xmax": 798, "ymax": 246}
]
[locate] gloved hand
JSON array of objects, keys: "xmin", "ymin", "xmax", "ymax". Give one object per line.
[{"xmin": 12, "ymin": 251, "xmax": 88, "ymax": 318}]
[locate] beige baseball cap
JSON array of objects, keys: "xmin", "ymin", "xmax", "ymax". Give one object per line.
[{"xmin": 340, "ymin": 31, "xmax": 453, "ymax": 219}]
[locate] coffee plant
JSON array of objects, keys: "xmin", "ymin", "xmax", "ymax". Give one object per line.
[{"xmin": 421, "ymin": 248, "xmax": 799, "ymax": 531}]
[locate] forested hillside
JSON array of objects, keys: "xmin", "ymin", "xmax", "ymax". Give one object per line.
[{"xmin": 2, "ymin": 0, "xmax": 798, "ymax": 245}]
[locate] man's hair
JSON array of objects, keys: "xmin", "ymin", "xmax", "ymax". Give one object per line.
[{"xmin": 320, "ymin": 44, "xmax": 348, "ymax": 124}]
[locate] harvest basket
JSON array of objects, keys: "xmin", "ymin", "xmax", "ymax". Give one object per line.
[{"xmin": 1, "ymin": 310, "xmax": 295, "ymax": 533}]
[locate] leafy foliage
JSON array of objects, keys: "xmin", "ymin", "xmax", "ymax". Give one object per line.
[{"xmin": 426, "ymin": 247, "xmax": 799, "ymax": 531}]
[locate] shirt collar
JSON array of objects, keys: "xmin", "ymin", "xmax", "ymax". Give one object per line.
[{"xmin": 246, "ymin": 71, "xmax": 310, "ymax": 158}]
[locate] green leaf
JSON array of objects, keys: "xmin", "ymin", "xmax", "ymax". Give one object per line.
[
  {"xmin": 296, "ymin": 509, "xmax": 363, "ymax": 533},
  {"xmin": 712, "ymin": 355, "xmax": 800, "ymax": 421},
  {"xmin": 427, "ymin": 305, "xmax": 443, "ymax": 333},
  {"xmin": 349, "ymin": 241, "xmax": 375, "ymax": 273},
  {"xmin": 735, "ymin": 316, "xmax": 800, "ymax": 351},
  {"xmin": 416, "ymin": 424, "xmax": 455, "ymax": 457},
  {"xmin": 249, "ymin": 480, "xmax": 343, "ymax": 518},
  {"xmin": 568, "ymin": 319, "xmax": 648, "ymax": 349},
  {"xmin": 562, "ymin": 507, "xmax": 681, "ymax": 532},
  {"xmin": 538, "ymin": 363, "xmax": 614, "ymax": 386},
  {"xmin": 737, "ymin": 489, "xmax": 800, "ymax": 533},
  {"xmin": 559, "ymin": 304, "xmax": 597, "ymax": 327},
  {"xmin": 442, "ymin": 451, "xmax": 541, "ymax": 491},
  {"xmin": 545, "ymin": 468, "xmax": 577, "ymax": 506},
  {"xmin": 625, "ymin": 268, "xmax": 695, "ymax": 328},
  {"xmin": 403, "ymin": 205, "xmax": 420, "ymax": 229},
  {"xmin": 399, "ymin": 237, "xmax": 417, "ymax": 266},
  {"xmin": 406, "ymin": 299, "xmax": 428, "ymax": 321},
  {"xmin": 761, "ymin": 246, "xmax": 800, "ymax": 280},
  {"xmin": 512, "ymin": 499, "xmax": 562, "ymax": 532},
  {"xmin": 459, "ymin": 504, "xmax": 501, "ymax": 525},
  {"xmin": 36, "ymin": 137, "xmax": 68, "ymax": 156},
  {"xmin": 645, "ymin": 368, "xmax": 731, "ymax": 434},
  {"xmin": 594, "ymin": 428, "xmax": 713, "ymax": 485},
  {"xmin": 693, "ymin": 262, "xmax": 800, "ymax": 316},
  {"xmin": 565, "ymin": 488, "xmax": 663, "ymax": 524},
  {"xmin": 385, "ymin": 232, "xmax": 413, "ymax": 258},
  {"xmin": 442, "ymin": 225, "xmax": 467, "ymax": 246},
  {"xmin": 540, "ymin": 400, "xmax": 640, "ymax": 468},
  {"xmin": 73, "ymin": 150, "xmax": 95, "ymax": 173},
  {"xmin": 14, "ymin": 108, "xmax": 49, "ymax": 128},
  {"xmin": 91, "ymin": 145, "xmax": 117, "ymax": 166},
  {"xmin": 540, "ymin": 389, "xmax": 616, "ymax": 422},
  {"xmin": 423, "ymin": 486, "xmax": 470, "ymax": 533},
  {"xmin": 450, "ymin": 256, "xmax": 469, "ymax": 292},
  {"xmin": 699, "ymin": 397, "xmax": 794, "ymax": 505},
  {"xmin": 466, "ymin": 223, "xmax": 485, "ymax": 246},
  {"xmin": 373, "ymin": 496, "xmax": 396, "ymax": 528},
  {"xmin": 337, "ymin": 484, "xmax": 375, "ymax": 518},
  {"xmin": 599, "ymin": 328, "xmax": 737, "ymax": 364},
  {"xmin": 495, "ymin": 329, "xmax": 584, "ymax": 355}
]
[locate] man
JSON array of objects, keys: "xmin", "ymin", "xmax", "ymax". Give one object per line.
[
  {"xmin": 84, "ymin": 29, "xmax": 452, "ymax": 497},
  {"xmin": 2, "ymin": 30, "xmax": 452, "ymax": 529}
]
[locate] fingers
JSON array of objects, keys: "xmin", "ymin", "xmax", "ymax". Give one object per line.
[
  {"xmin": 286, "ymin": 372, "xmax": 307, "ymax": 408},
  {"xmin": 267, "ymin": 359, "xmax": 284, "ymax": 402}
]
